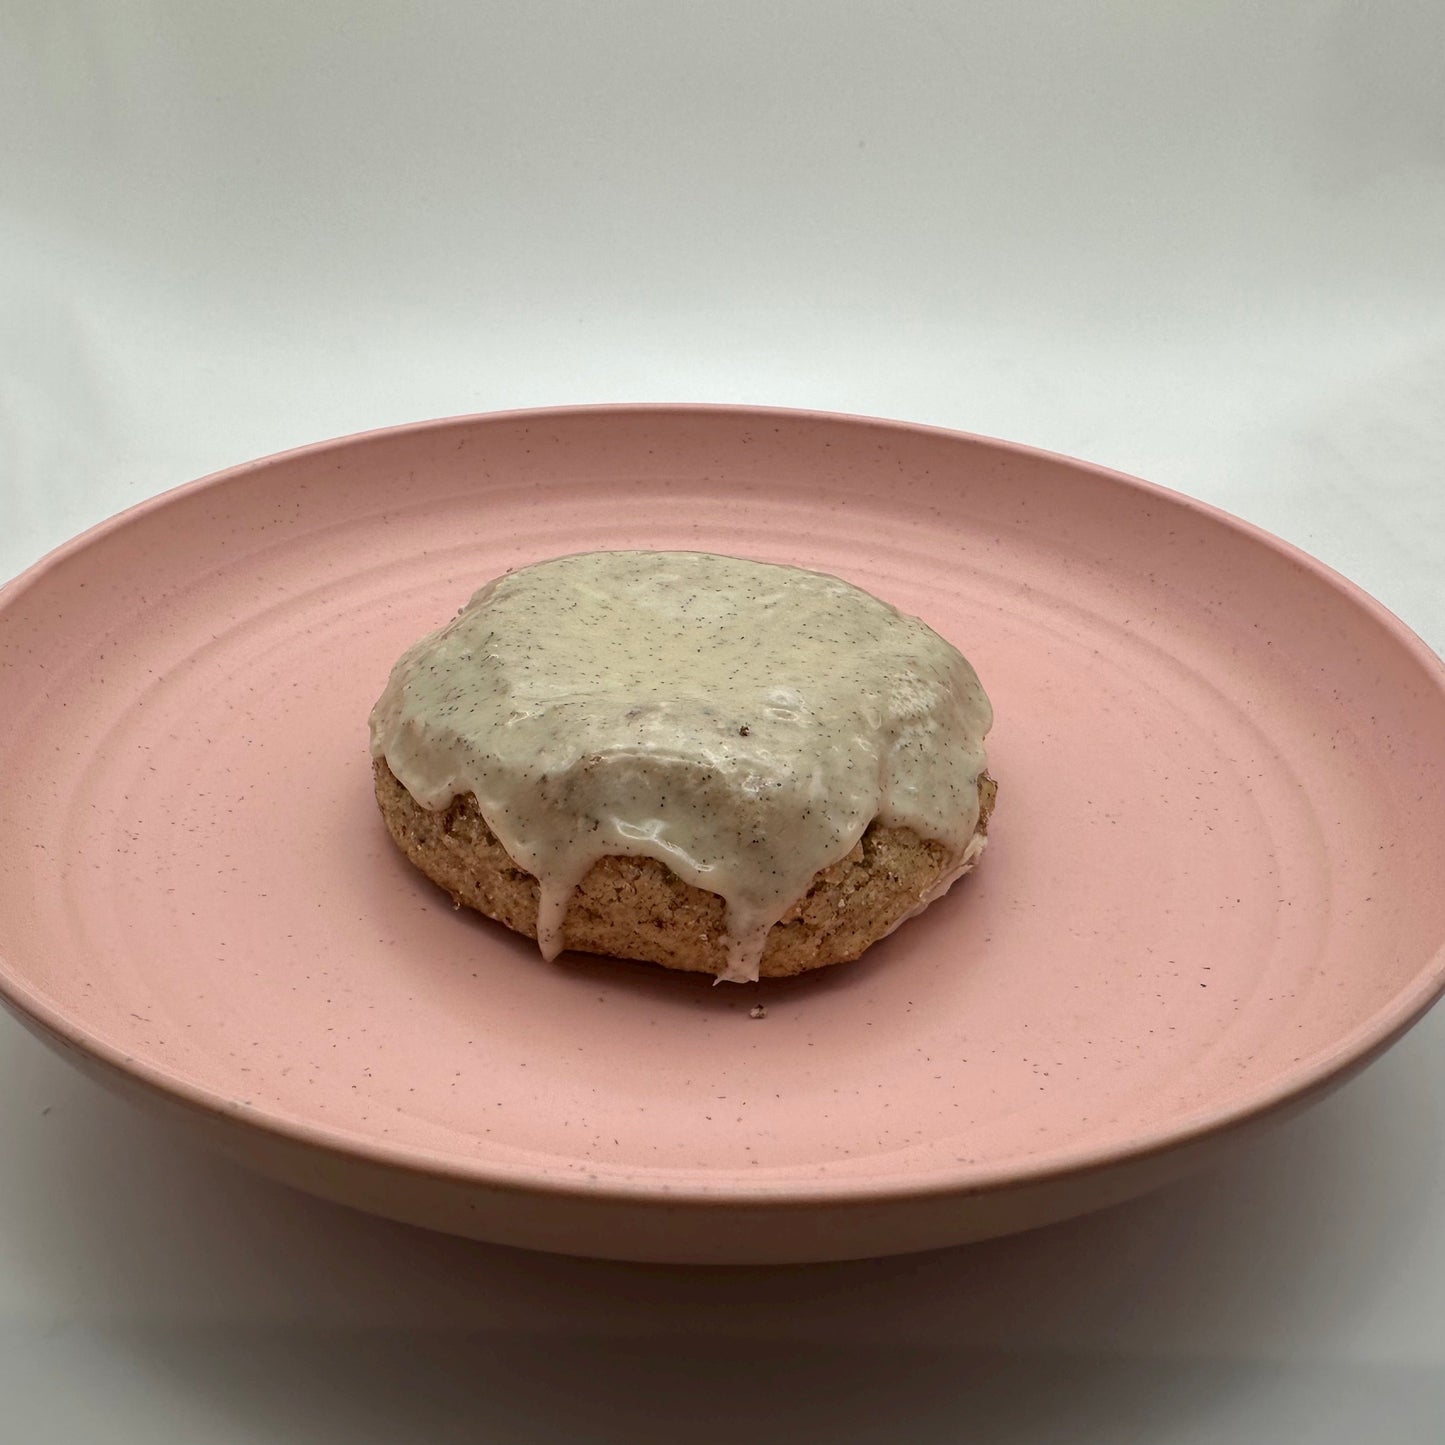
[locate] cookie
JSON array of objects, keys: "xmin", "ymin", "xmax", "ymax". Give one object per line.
[{"xmin": 370, "ymin": 551, "xmax": 995, "ymax": 980}]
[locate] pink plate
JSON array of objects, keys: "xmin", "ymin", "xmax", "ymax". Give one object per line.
[{"xmin": 3, "ymin": 406, "xmax": 1445, "ymax": 1264}]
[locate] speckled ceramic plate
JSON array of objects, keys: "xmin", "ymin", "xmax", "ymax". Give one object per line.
[{"xmin": 2, "ymin": 405, "xmax": 1444, "ymax": 1264}]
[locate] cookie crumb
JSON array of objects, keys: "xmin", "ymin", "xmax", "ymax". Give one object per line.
[{"xmin": 749, "ymin": 1004, "xmax": 767, "ymax": 1020}]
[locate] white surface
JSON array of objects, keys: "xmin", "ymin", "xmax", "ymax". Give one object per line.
[{"xmin": 3, "ymin": 3, "xmax": 1444, "ymax": 1440}]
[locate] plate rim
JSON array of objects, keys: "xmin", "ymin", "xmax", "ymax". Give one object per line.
[{"xmin": 3, "ymin": 401, "xmax": 1445, "ymax": 1207}]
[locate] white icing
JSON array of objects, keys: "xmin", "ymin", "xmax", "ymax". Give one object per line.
[{"xmin": 369, "ymin": 551, "xmax": 992, "ymax": 981}]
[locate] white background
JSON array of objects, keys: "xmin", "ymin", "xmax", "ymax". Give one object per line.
[{"xmin": 4, "ymin": 3, "xmax": 1445, "ymax": 1440}]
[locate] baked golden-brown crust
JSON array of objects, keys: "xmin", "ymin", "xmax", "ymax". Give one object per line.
[{"xmin": 373, "ymin": 758, "xmax": 995, "ymax": 979}]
